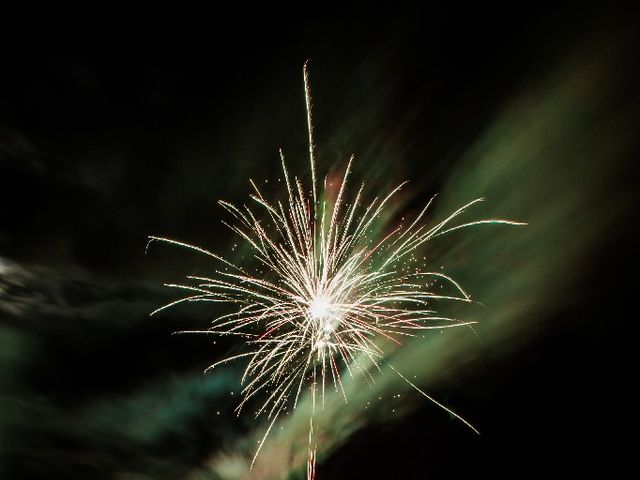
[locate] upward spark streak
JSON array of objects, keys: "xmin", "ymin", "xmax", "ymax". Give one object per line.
[{"xmin": 150, "ymin": 64, "xmax": 525, "ymax": 479}]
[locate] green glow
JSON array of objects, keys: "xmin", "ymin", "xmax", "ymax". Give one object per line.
[{"xmin": 196, "ymin": 43, "xmax": 635, "ymax": 480}]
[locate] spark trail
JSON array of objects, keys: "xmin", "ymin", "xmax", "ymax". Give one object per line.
[{"xmin": 149, "ymin": 62, "xmax": 524, "ymax": 479}]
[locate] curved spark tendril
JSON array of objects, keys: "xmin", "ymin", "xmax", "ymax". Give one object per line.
[{"xmin": 149, "ymin": 63, "xmax": 525, "ymax": 479}]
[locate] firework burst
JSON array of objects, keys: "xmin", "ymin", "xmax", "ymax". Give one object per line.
[{"xmin": 149, "ymin": 63, "xmax": 524, "ymax": 478}]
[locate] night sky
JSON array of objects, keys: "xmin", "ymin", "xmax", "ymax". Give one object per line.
[{"xmin": 1, "ymin": 3, "xmax": 638, "ymax": 479}]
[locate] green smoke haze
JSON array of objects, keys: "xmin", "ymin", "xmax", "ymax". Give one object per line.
[{"xmin": 1, "ymin": 5, "xmax": 637, "ymax": 479}]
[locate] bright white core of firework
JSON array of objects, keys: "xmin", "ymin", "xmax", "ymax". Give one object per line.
[
  {"xmin": 309, "ymin": 294, "xmax": 340, "ymax": 351},
  {"xmin": 309, "ymin": 295, "xmax": 331, "ymax": 322}
]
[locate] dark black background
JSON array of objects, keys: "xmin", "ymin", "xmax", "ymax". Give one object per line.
[{"xmin": 1, "ymin": 3, "xmax": 638, "ymax": 479}]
